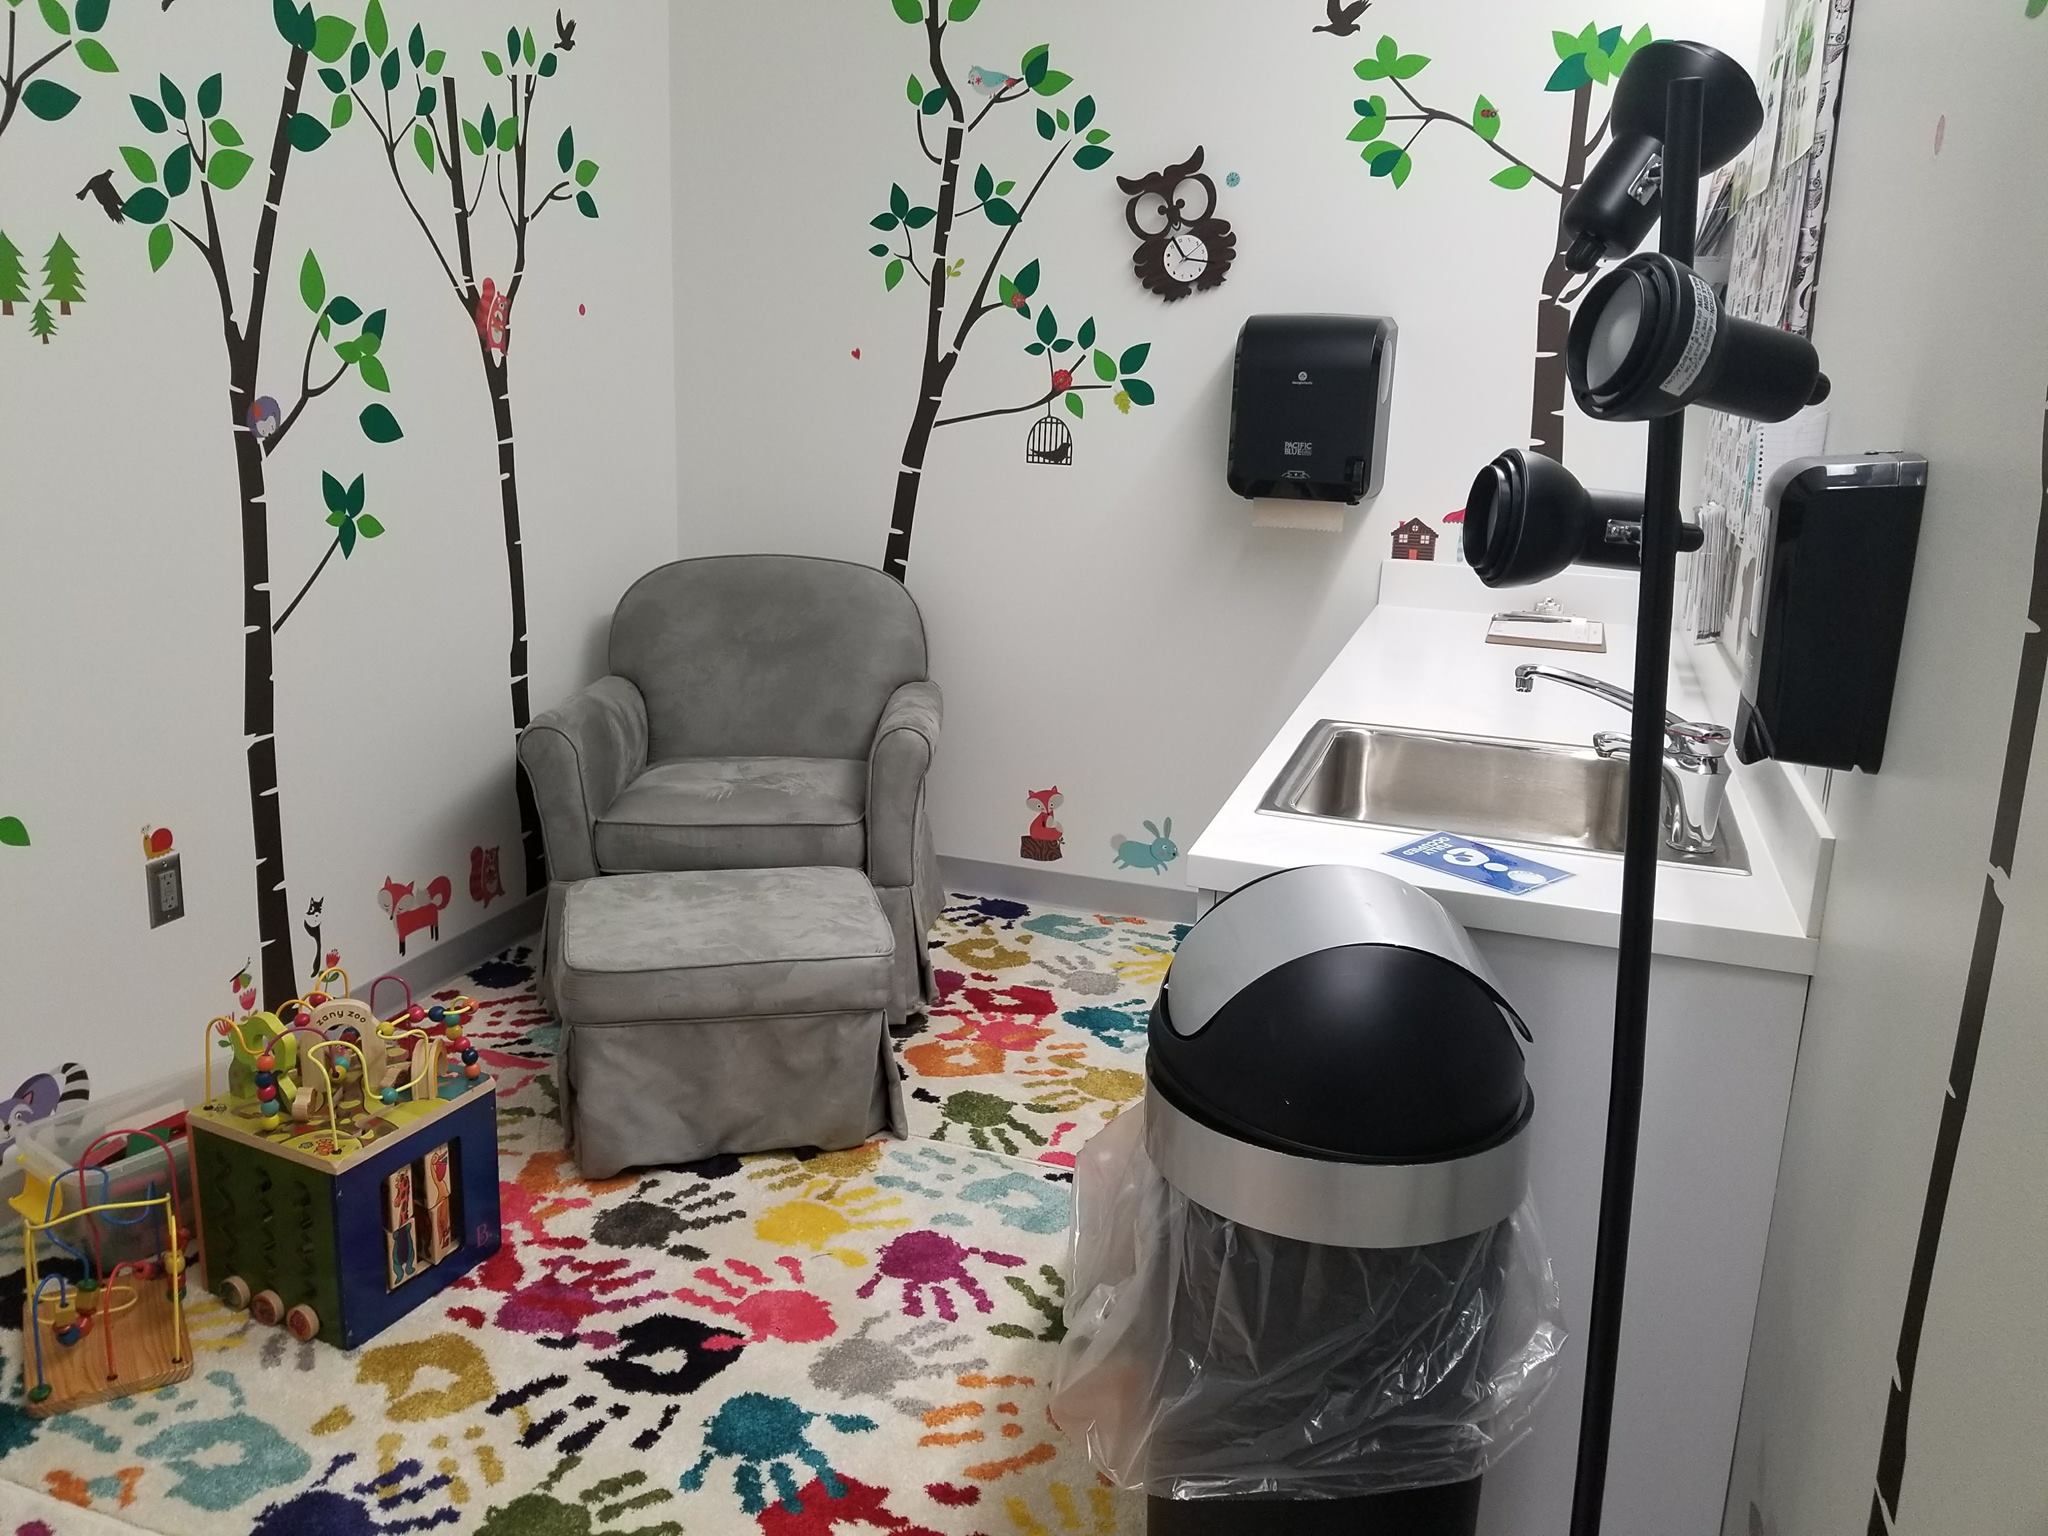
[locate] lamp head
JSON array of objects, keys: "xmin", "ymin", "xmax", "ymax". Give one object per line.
[
  {"xmin": 1463, "ymin": 449, "xmax": 1661, "ymax": 588},
  {"xmin": 1562, "ymin": 39, "xmax": 1764, "ymax": 272}
]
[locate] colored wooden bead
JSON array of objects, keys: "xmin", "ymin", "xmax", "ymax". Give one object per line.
[
  {"xmin": 408, "ymin": 1007, "xmax": 427, "ymax": 1023},
  {"xmin": 427, "ymin": 1006, "xmax": 445, "ymax": 1022},
  {"xmin": 463, "ymin": 1063, "xmax": 482, "ymax": 1079},
  {"xmin": 460, "ymin": 1048, "xmax": 479, "ymax": 1064},
  {"xmin": 257, "ymin": 1053, "xmax": 276, "ymax": 1071},
  {"xmin": 306, "ymin": 992, "xmax": 329, "ymax": 1008}
]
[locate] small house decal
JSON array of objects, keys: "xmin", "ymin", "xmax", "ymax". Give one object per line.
[{"xmin": 1391, "ymin": 516, "xmax": 1438, "ymax": 561}]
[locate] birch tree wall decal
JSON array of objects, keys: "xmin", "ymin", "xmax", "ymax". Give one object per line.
[
  {"xmin": 109, "ymin": 0, "xmax": 406, "ymax": 1008},
  {"xmin": 1343, "ymin": 23, "xmax": 1651, "ymax": 461},
  {"xmin": 873, "ymin": 0, "xmax": 1154, "ymax": 583},
  {"xmin": 0, "ymin": 0, "xmax": 120, "ymax": 154},
  {"xmin": 325, "ymin": 2, "xmax": 600, "ymax": 897}
]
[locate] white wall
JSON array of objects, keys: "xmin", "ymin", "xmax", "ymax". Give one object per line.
[
  {"xmin": 0, "ymin": 0, "xmax": 675, "ymax": 1102},
  {"xmin": 1724, "ymin": 3, "xmax": 2048, "ymax": 1532},
  {"xmin": 672, "ymin": 0, "xmax": 1760, "ymax": 891}
]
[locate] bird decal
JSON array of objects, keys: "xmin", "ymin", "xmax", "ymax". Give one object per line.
[
  {"xmin": 475, "ymin": 278, "xmax": 509, "ymax": 357},
  {"xmin": 967, "ymin": 66, "xmax": 1021, "ymax": 97},
  {"xmin": 1314, "ymin": 0, "xmax": 1372, "ymax": 36},
  {"xmin": 555, "ymin": 8, "xmax": 577, "ymax": 51},
  {"xmin": 76, "ymin": 170, "xmax": 124, "ymax": 224},
  {"xmin": 247, "ymin": 396, "xmax": 282, "ymax": 441}
]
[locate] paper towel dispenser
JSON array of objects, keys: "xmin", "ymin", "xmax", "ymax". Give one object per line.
[
  {"xmin": 1736, "ymin": 453, "xmax": 1928, "ymax": 773},
  {"xmin": 1227, "ymin": 314, "xmax": 1396, "ymax": 505}
]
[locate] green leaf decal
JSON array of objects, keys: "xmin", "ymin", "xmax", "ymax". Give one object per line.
[
  {"xmin": 1024, "ymin": 341, "xmax": 1045, "ymax": 356},
  {"xmin": 1122, "ymin": 376, "xmax": 1156, "ymax": 407},
  {"xmin": 890, "ymin": 0, "xmax": 923, "ymax": 21},
  {"xmin": 1118, "ymin": 342, "xmax": 1149, "ymax": 374},
  {"xmin": 164, "ymin": 144, "xmax": 192, "ymax": 195},
  {"xmin": 903, "ymin": 205, "xmax": 934, "ymax": 228},
  {"xmin": 326, "ymin": 295, "xmax": 362, "ymax": 323},
  {"xmin": 906, "ymin": 74, "xmax": 924, "ymax": 106},
  {"xmin": 1014, "ymin": 259, "xmax": 1040, "ymax": 297},
  {"xmin": 147, "ymin": 224, "xmax": 174, "ymax": 271},
  {"xmin": 1021, "ymin": 43, "xmax": 1049, "ymax": 88},
  {"xmin": 321, "ymin": 470, "xmax": 347, "ymax": 512},
  {"xmin": 523, "ymin": 26, "xmax": 536, "ymax": 65},
  {"xmin": 1072, "ymin": 144, "xmax": 1112, "ymax": 170},
  {"xmin": 1473, "ymin": 95, "xmax": 1500, "ymax": 141},
  {"xmin": 1369, "ymin": 145, "xmax": 1403, "ymax": 176},
  {"xmin": 37, "ymin": 0, "xmax": 70, "ymax": 37},
  {"xmin": 889, "ymin": 182, "xmax": 910, "ymax": 219},
  {"xmin": 76, "ymin": 0, "xmax": 109, "ymax": 30},
  {"xmin": 424, "ymin": 47, "xmax": 444, "ymax": 73},
  {"xmin": 381, "ymin": 48, "xmax": 401, "ymax": 91},
  {"xmin": 1036, "ymin": 108, "xmax": 1056, "ymax": 140},
  {"xmin": 1390, "ymin": 53, "xmax": 1429, "ymax": 79},
  {"xmin": 331, "ymin": 93, "xmax": 353, "ymax": 129},
  {"xmin": 300, "ymin": 250, "xmax": 326, "ymax": 312},
  {"xmin": 210, "ymin": 118, "xmax": 244, "ymax": 146},
  {"xmin": 1390, "ymin": 150, "xmax": 1413, "ymax": 188},
  {"xmin": 362, "ymin": 307, "xmax": 385, "ymax": 339},
  {"xmin": 311, "ymin": 15, "xmax": 355, "ymax": 64},
  {"xmin": 983, "ymin": 196, "xmax": 1019, "ymax": 225},
  {"xmin": 973, "ymin": 163, "xmax": 993, "ymax": 201},
  {"xmin": 121, "ymin": 187, "xmax": 168, "ymax": 223},
  {"xmin": 416, "ymin": 85, "xmax": 436, "ymax": 118},
  {"xmin": 884, "ymin": 258, "xmax": 905, "ymax": 291},
  {"xmin": 1546, "ymin": 53, "xmax": 1592, "ymax": 92},
  {"xmin": 538, "ymin": 51, "xmax": 557, "ymax": 76},
  {"xmin": 870, "ymin": 211, "xmax": 899, "ymax": 231},
  {"xmin": 413, "ymin": 122, "xmax": 435, "ymax": 170},
  {"xmin": 408, "ymin": 21, "xmax": 425, "ymax": 67},
  {"xmin": 1035, "ymin": 306, "xmax": 1057, "ymax": 345},
  {"xmin": 1076, "ymin": 316, "xmax": 1096, "ymax": 349},
  {"xmin": 1553, "ymin": 29, "xmax": 1581, "ymax": 59},
  {"xmin": 1065, "ymin": 392, "xmax": 1083, "ymax": 418},
  {"xmin": 483, "ymin": 50, "xmax": 503, "ymax": 76},
  {"xmin": 349, "ymin": 38, "xmax": 371, "ymax": 82},
  {"xmin": 365, "ymin": 0, "xmax": 389, "ymax": 54},
  {"xmin": 359, "ymin": 403, "xmax": 403, "ymax": 443},
  {"xmin": 947, "ymin": 0, "xmax": 980, "ymax": 18},
  {"xmin": 155, "ymin": 73, "xmax": 184, "ymax": 117},
  {"xmin": 24, "ymin": 81, "xmax": 81, "ymax": 121},
  {"xmin": 208, "ymin": 148, "xmax": 255, "ymax": 188},
  {"xmin": 996, "ymin": 178, "xmax": 1016, "ymax": 193},
  {"xmin": 1354, "ymin": 58, "xmax": 1389, "ymax": 82},
  {"xmin": 197, "ymin": 72, "xmax": 223, "ymax": 118},
  {"xmin": 356, "ymin": 513, "xmax": 385, "ymax": 538},
  {"xmin": 920, "ymin": 87, "xmax": 946, "ymax": 115},
  {"xmin": 344, "ymin": 473, "xmax": 365, "ymax": 514},
  {"xmin": 480, "ymin": 104, "xmax": 496, "ymax": 145},
  {"xmin": 1092, "ymin": 349, "xmax": 1117, "ymax": 382},
  {"xmin": 0, "ymin": 818, "xmax": 29, "ymax": 848},
  {"xmin": 289, "ymin": 113, "xmax": 331, "ymax": 151},
  {"xmin": 462, "ymin": 119, "xmax": 485, "ymax": 156},
  {"xmin": 869, "ymin": 243, "xmax": 890, "ymax": 258},
  {"xmin": 1490, "ymin": 164, "xmax": 1534, "ymax": 189},
  {"xmin": 496, "ymin": 114, "xmax": 517, "ymax": 152},
  {"xmin": 75, "ymin": 38, "xmax": 117, "ymax": 72},
  {"xmin": 558, "ymin": 126, "xmax": 575, "ymax": 173},
  {"xmin": 1081, "ymin": 132, "xmax": 1106, "ymax": 148},
  {"xmin": 575, "ymin": 190, "xmax": 598, "ymax": 218},
  {"xmin": 1035, "ymin": 70, "xmax": 1072, "ymax": 96},
  {"xmin": 338, "ymin": 519, "xmax": 358, "ymax": 558},
  {"xmin": 120, "ymin": 145, "xmax": 159, "ymax": 184},
  {"xmin": 1074, "ymin": 94, "xmax": 1095, "ymax": 131}
]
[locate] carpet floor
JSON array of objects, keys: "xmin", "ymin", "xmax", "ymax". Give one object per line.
[{"xmin": 1, "ymin": 894, "xmax": 1186, "ymax": 1536}]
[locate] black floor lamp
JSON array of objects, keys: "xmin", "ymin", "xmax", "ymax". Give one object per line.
[{"xmin": 1456, "ymin": 41, "xmax": 1826, "ymax": 1536}]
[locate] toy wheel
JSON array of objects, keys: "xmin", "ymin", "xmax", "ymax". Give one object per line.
[
  {"xmin": 249, "ymin": 1289, "xmax": 284, "ymax": 1326},
  {"xmin": 220, "ymin": 1276, "xmax": 251, "ymax": 1310},
  {"xmin": 285, "ymin": 1304, "xmax": 320, "ymax": 1341}
]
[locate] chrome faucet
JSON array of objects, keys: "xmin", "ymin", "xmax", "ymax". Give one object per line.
[{"xmin": 1513, "ymin": 664, "xmax": 1731, "ymax": 856}]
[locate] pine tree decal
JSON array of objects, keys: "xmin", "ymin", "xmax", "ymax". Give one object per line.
[
  {"xmin": 41, "ymin": 235, "xmax": 84, "ymax": 314},
  {"xmin": 0, "ymin": 231, "xmax": 26, "ymax": 316},
  {"xmin": 28, "ymin": 298, "xmax": 56, "ymax": 343}
]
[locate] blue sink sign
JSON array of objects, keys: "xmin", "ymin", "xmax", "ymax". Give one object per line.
[{"xmin": 1384, "ymin": 832, "xmax": 1574, "ymax": 895}]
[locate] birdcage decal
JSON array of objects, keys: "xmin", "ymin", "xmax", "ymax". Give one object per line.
[{"xmin": 1025, "ymin": 412, "xmax": 1073, "ymax": 466}]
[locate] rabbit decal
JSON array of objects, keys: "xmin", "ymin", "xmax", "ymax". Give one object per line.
[{"xmin": 1110, "ymin": 818, "xmax": 1179, "ymax": 875}]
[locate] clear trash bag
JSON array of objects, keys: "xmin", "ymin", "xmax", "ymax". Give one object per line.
[{"xmin": 1050, "ymin": 1101, "xmax": 1567, "ymax": 1500}]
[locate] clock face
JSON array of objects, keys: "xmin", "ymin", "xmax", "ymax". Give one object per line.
[{"xmin": 1162, "ymin": 233, "xmax": 1210, "ymax": 284}]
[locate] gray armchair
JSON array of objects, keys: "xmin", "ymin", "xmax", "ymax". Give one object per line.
[{"xmin": 519, "ymin": 555, "xmax": 943, "ymax": 1019}]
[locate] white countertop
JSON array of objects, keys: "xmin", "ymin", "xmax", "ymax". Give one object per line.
[{"xmin": 1186, "ymin": 565, "xmax": 1821, "ymax": 975}]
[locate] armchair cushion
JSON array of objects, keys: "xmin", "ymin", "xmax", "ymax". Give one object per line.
[
  {"xmin": 519, "ymin": 675, "xmax": 650, "ymax": 884},
  {"xmin": 594, "ymin": 756, "xmax": 867, "ymax": 873},
  {"xmin": 866, "ymin": 680, "xmax": 942, "ymax": 892}
]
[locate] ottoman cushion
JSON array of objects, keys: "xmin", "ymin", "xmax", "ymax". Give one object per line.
[
  {"xmin": 551, "ymin": 867, "xmax": 904, "ymax": 1176},
  {"xmin": 558, "ymin": 867, "xmax": 893, "ymax": 1020}
]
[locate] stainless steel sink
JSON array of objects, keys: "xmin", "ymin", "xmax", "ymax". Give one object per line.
[{"xmin": 1258, "ymin": 720, "xmax": 1750, "ymax": 874}]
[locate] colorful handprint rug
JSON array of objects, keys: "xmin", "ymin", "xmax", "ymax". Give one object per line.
[{"xmin": 1, "ymin": 893, "xmax": 1184, "ymax": 1535}]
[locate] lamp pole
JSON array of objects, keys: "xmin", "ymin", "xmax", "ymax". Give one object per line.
[{"xmin": 1568, "ymin": 72, "xmax": 1704, "ymax": 1536}]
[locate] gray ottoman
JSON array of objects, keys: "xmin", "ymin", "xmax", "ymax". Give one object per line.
[{"xmin": 551, "ymin": 867, "xmax": 907, "ymax": 1177}]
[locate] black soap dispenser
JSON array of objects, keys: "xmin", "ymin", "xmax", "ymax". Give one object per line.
[{"xmin": 1735, "ymin": 453, "xmax": 1928, "ymax": 773}]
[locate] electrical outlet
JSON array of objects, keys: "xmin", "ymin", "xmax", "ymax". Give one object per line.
[{"xmin": 145, "ymin": 852, "xmax": 185, "ymax": 928}]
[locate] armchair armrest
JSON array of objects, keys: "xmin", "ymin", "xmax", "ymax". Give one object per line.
[
  {"xmin": 867, "ymin": 679, "xmax": 942, "ymax": 890},
  {"xmin": 518, "ymin": 675, "xmax": 649, "ymax": 883}
]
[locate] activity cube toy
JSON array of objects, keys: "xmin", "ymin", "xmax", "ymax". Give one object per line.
[{"xmin": 189, "ymin": 970, "xmax": 500, "ymax": 1350}]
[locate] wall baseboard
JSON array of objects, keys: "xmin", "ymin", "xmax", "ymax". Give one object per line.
[
  {"xmin": 941, "ymin": 856, "xmax": 1197, "ymax": 925},
  {"xmin": 362, "ymin": 892, "xmax": 545, "ymax": 1004}
]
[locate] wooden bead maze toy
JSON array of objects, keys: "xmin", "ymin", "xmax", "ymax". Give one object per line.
[
  {"xmin": 188, "ymin": 968, "xmax": 500, "ymax": 1350},
  {"xmin": 12, "ymin": 1126, "xmax": 193, "ymax": 1417}
]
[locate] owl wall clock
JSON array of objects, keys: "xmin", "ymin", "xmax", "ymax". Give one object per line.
[{"xmin": 1116, "ymin": 145, "xmax": 1237, "ymax": 302}]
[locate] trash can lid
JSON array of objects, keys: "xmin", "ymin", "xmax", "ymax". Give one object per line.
[{"xmin": 1150, "ymin": 866, "xmax": 1531, "ymax": 1165}]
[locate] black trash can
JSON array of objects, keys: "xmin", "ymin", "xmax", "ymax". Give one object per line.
[{"xmin": 1052, "ymin": 866, "xmax": 1563, "ymax": 1536}]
